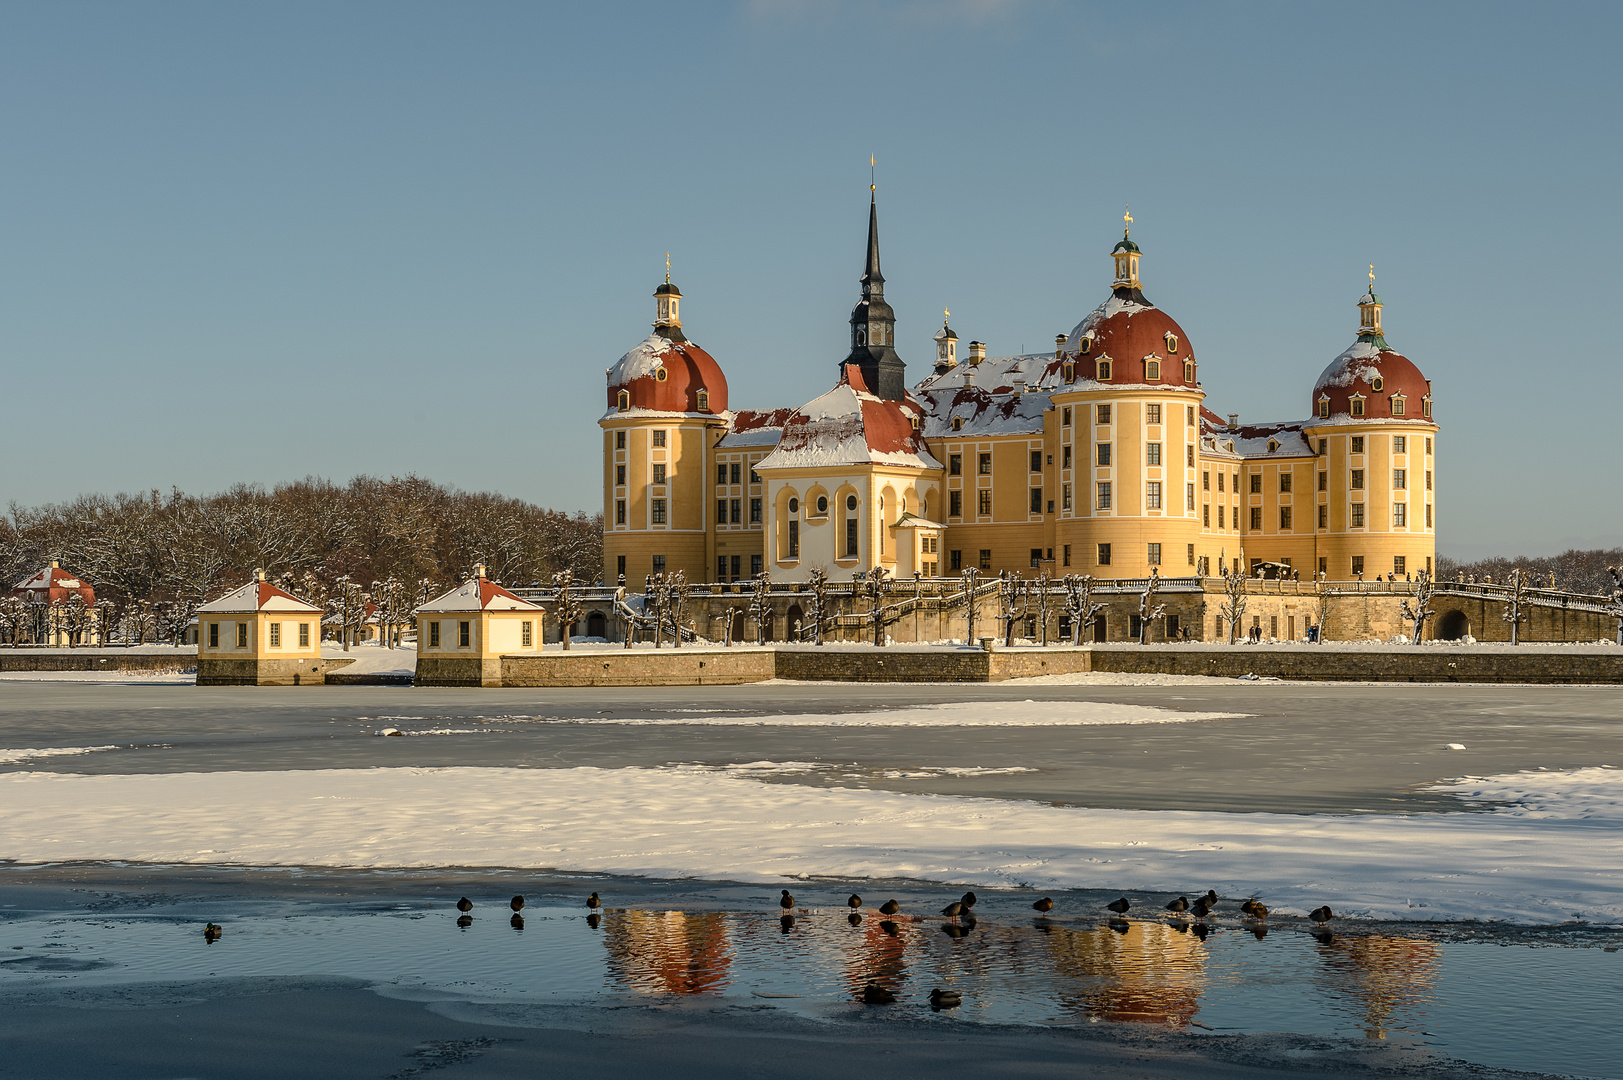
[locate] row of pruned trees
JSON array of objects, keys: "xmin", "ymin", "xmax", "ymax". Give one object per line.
[{"xmin": 1, "ymin": 476, "xmax": 601, "ymax": 646}]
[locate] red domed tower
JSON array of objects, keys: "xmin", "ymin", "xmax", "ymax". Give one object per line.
[
  {"xmin": 600, "ymin": 270, "xmax": 731, "ymax": 586},
  {"xmin": 1304, "ymin": 277, "xmax": 1438, "ymax": 580}
]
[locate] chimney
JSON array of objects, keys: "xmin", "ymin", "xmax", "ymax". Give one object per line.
[
  {"xmin": 967, "ymin": 340, "xmax": 986, "ymax": 365},
  {"xmin": 962, "ymin": 367, "xmax": 974, "ymax": 387},
  {"xmin": 49, "ymin": 559, "xmax": 59, "ymax": 569},
  {"xmin": 1012, "ymin": 377, "xmax": 1026, "ymax": 396},
  {"xmin": 1054, "ymin": 333, "xmax": 1066, "ymax": 359},
  {"xmin": 254, "ymin": 568, "xmax": 266, "ymax": 582},
  {"xmin": 1227, "ymin": 413, "xmax": 1239, "ymax": 430},
  {"xmin": 474, "ymin": 563, "xmax": 487, "ymax": 579}
]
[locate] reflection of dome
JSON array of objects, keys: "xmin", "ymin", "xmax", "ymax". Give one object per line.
[
  {"xmin": 1312, "ymin": 343, "xmax": 1429, "ymax": 421},
  {"xmin": 606, "ymin": 334, "xmax": 728, "ymax": 415},
  {"xmin": 1042, "ymin": 921, "xmax": 1205, "ymax": 1028}
]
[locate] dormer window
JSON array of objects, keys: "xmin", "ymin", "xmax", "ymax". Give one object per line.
[
  {"xmin": 951, "ymin": 416, "xmax": 964, "ymax": 431},
  {"xmin": 1097, "ymin": 359, "xmax": 1112, "ymax": 381},
  {"xmin": 1350, "ymin": 394, "xmax": 1366, "ymax": 417},
  {"xmin": 617, "ymin": 390, "xmax": 630, "ymax": 412},
  {"xmin": 1318, "ymin": 394, "xmax": 1331, "ymax": 419},
  {"xmin": 1165, "ymin": 333, "xmax": 1179, "ymax": 353},
  {"xmin": 1268, "ymin": 439, "xmax": 1280, "ymax": 453},
  {"xmin": 1184, "ymin": 360, "xmax": 1195, "ymax": 383},
  {"xmin": 1145, "ymin": 359, "xmax": 1161, "ymax": 381},
  {"xmin": 1371, "ymin": 376, "xmax": 1384, "ymax": 392},
  {"xmin": 1063, "ymin": 362, "xmax": 1075, "ymax": 382},
  {"xmin": 654, "ymin": 366, "xmax": 668, "ymax": 382},
  {"xmin": 1421, "ymin": 395, "xmax": 1432, "ymax": 418},
  {"xmin": 1390, "ymin": 394, "xmax": 1405, "ymax": 416},
  {"xmin": 696, "ymin": 390, "xmax": 710, "ymax": 412},
  {"xmin": 909, "ymin": 416, "xmax": 921, "ymax": 431}
]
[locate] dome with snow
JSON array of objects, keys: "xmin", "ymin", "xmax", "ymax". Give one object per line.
[
  {"xmin": 605, "ymin": 279, "xmax": 729, "ymax": 416},
  {"xmin": 1060, "ymin": 236, "xmax": 1199, "ymax": 390},
  {"xmin": 1311, "ymin": 289, "xmax": 1432, "ymax": 423}
]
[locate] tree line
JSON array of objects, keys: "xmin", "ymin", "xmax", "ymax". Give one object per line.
[
  {"xmin": 1436, "ymin": 547, "xmax": 1622, "ymax": 596},
  {"xmin": 1, "ymin": 476, "xmax": 601, "ymax": 644}
]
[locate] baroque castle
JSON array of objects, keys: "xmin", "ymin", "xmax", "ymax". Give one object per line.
[{"xmin": 600, "ymin": 196, "xmax": 1437, "ymax": 589}]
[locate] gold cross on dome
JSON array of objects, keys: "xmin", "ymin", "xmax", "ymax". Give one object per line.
[{"xmin": 1124, "ymin": 204, "xmax": 1133, "ymax": 236}]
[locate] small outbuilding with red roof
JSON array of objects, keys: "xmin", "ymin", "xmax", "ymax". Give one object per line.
[
  {"xmin": 196, "ymin": 571, "xmax": 326, "ymax": 685},
  {"xmin": 414, "ymin": 564, "xmax": 546, "ymax": 687}
]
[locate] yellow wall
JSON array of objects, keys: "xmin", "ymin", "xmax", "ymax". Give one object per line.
[{"xmin": 198, "ymin": 612, "xmax": 319, "ymax": 660}]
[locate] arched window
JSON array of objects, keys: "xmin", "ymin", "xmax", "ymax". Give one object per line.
[
  {"xmin": 1097, "ymin": 359, "xmax": 1112, "ymax": 380},
  {"xmin": 1145, "ymin": 359, "xmax": 1161, "ymax": 381},
  {"xmin": 951, "ymin": 416, "xmax": 964, "ymax": 431},
  {"xmin": 1350, "ymin": 394, "xmax": 1366, "ymax": 417},
  {"xmin": 1317, "ymin": 394, "xmax": 1331, "ymax": 419},
  {"xmin": 617, "ymin": 390, "xmax": 630, "ymax": 412},
  {"xmin": 695, "ymin": 390, "xmax": 709, "ymax": 412},
  {"xmin": 1422, "ymin": 395, "xmax": 1432, "ymax": 418},
  {"xmin": 1391, "ymin": 395, "xmax": 1406, "ymax": 416},
  {"xmin": 1078, "ymin": 336, "xmax": 1092, "ymax": 354},
  {"xmin": 1165, "ymin": 333, "xmax": 1179, "ymax": 353},
  {"xmin": 1184, "ymin": 360, "xmax": 1195, "ymax": 383},
  {"xmin": 1063, "ymin": 362, "xmax": 1075, "ymax": 382}
]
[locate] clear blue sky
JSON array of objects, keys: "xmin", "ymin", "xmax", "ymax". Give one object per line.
[{"xmin": 2, "ymin": 1, "xmax": 1618, "ymax": 560}]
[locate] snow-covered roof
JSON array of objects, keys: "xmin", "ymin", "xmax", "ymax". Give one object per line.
[
  {"xmin": 12, "ymin": 565, "xmax": 87, "ymax": 593},
  {"xmin": 756, "ymin": 367, "xmax": 941, "ymax": 472},
  {"xmin": 892, "ymin": 513, "xmax": 947, "ymax": 530},
  {"xmin": 198, "ymin": 580, "xmax": 323, "ymax": 614},
  {"xmin": 913, "ymin": 354, "xmax": 1057, "ymax": 437},
  {"xmin": 1314, "ymin": 340, "xmax": 1385, "ymax": 390},
  {"xmin": 1064, "ymin": 293, "xmax": 1152, "ymax": 352},
  {"xmin": 1227, "ymin": 421, "xmax": 1315, "ymax": 458},
  {"xmin": 716, "ymin": 407, "xmax": 793, "ymax": 449},
  {"xmin": 416, "ymin": 576, "xmax": 544, "ymax": 614},
  {"xmin": 606, "ymin": 333, "xmax": 669, "ymax": 385}
]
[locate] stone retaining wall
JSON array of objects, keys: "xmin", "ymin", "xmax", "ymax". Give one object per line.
[
  {"xmin": 0, "ymin": 649, "xmax": 197, "ymax": 674},
  {"xmin": 1084, "ymin": 645, "xmax": 1623, "ymax": 683},
  {"xmin": 499, "ymin": 649, "xmax": 773, "ymax": 687}
]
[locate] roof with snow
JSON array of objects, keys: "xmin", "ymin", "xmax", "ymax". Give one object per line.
[
  {"xmin": 1312, "ymin": 339, "xmax": 1433, "ymax": 426},
  {"xmin": 892, "ymin": 512, "xmax": 947, "ymax": 530},
  {"xmin": 604, "ymin": 332, "xmax": 729, "ymax": 418},
  {"xmin": 715, "ymin": 407, "xmax": 793, "ymax": 449},
  {"xmin": 197, "ymin": 580, "xmax": 323, "ymax": 614},
  {"xmin": 13, "ymin": 565, "xmax": 87, "ymax": 593},
  {"xmin": 756, "ymin": 365, "xmax": 940, "ymax": 472},
  {"xmin": 416, "ymin": 576, "xmax": 545, "ymax": 614},
  {"xmin": 914, "ymin": 353, "xmax": 1061, "ymax": 438}
]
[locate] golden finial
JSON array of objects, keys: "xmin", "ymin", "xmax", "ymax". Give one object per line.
[
  {"xmin": 943, "ymin": 307, "xmax": 950, "ymax": 326},
  {"xmin": 665, "ymin": 251, "xmax": 671, "ymax": 284},
  {"xmin": 870, "ymin": 153, "xmax": 876, "ymax": 192},
  {"xmin": 1368, "ymin": 263, "xmax": 1375, "ymax": 288},
  {"xmin": 1123, "ymin": 204, "xmax": 1133, "ymax": 237}
]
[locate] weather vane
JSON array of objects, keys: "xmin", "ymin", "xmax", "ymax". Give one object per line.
[
  {"xmin": 665, "ymin": 251, "xmax": 671, "ymax": 284},
  {"xmin": 1124, "ymin": 204, "xmax": 1133, "ymax": 237},
  {"xmin": 944, "ymin": 307, "xmax": 950, "ymax": 325},
  {"xmin": 1369, "ymin": 263, "xmax": 1375, "ymax": 288},
  {"xmin": 870, "ymin": 154, "xmax": 876, "ymax": 192}
]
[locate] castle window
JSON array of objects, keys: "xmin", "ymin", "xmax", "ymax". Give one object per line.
[
  {"xmin": 1147, "ymin": 442, "xmax": 1161, "ymax": 466},
  {"xmin": 1351, "ymin": 436, "xmax": 1364, "ymax": 453},
  {"xmin": 617, "ymin": 464, "xmax": 626, "ymax": 486},
  {"xmin": 1280, "ymin": 507, "xmax": 1292, "ymax": 530},
  {"xmin": 1394, "ymin": 469, "xmax": 1407, "ymax": 489},
  {"xmin": 696, "ymin": 390, "xmax": 710, "ymax": 412},
  {"xmin": 458, "ymin": 621, "xmax": 470, "ymax": 647},
  {"xmin": 651, "ymin": 499, "xmax": 666, "ymax": 524},
  {"xmin": 1165, "ymin": 333, "xmax": 1179, "ymax": 353},
  {"xmin": 816, "ymin": 495, "xmax": 828, "ymax": 515},
  {"xmin": 1097, "ymin": 404, "xmax": 1111, "ymax": 424},
  {"xmin": 717, "ymin": 500, "xmax": 727, "ymax": 525},
  {"xmin": 1063, "ymin": 362, "xmax": 1075, "ymax": 382},
  {"xmin": 1146, "ymin": 359, "xmax": 1161, "ymax": 381},
  {"xmin": 1267, "ymin": 439, "xmax": 1279, "ymax": 453},
  {"xmin": 1351, "ymin": 503, "xmax": 1365, "ymax": 528},
  {"xmin": 617, "ymin": 391, "xmax": 630, "ymax": 412},
  {"xmin": 1097, "ymin": 482, "xmax": 1112, "ymax": 509},
  {"xmin": 1350, "ymin": 395, "xmax": 1366, "ymax": 417},
  {"xmin": 1319, "ymin": 505, "xmax": 1327, "ymax": 528},
  {"xmin": 1098, "ymin": 443, "xmax": 1111, "ymax": 466},
  {"xmin": 1147, "ymin": 543, "xmax": 1162, "ymax": 565},
  {"xmin": 731, "ymin": 463, "xmax": 742, "ymax": 484},
  {"xmin": 616, "ymin": 430, "xmax": 626, "ymax": 449},
  {"xmin": 1422, "ymin": 396, "xmax": 1432, "ymax": 418},
  {"xmin": 731, "ymin": 499, "xmax": 741, "ymax": 523},
  {"xmin": 978, "ymin": 453, "xmax": 991, "ymax": 475},
  {"xmin": 655, "ymin": 366, "xmax": 668, "ymax": 382},
  {"xmin": 653, "ymin": 430, "xmax": 666, "ymax": 447},
  {"xmin": 1097, "ymin": 359, "xmax": 1112, "ymax": 380},
  {"xmin": 1371, "ymin": 376, "xmax": 1384, "ymax": 392},
  {"xmin": 1097, "ymin": 543, "xmax": 1111, "ymax": 566},
  {"xmin": 750, "ymin": 498, "xmax": 762, "ymax": 523},
  {"xmin": 1185, "ymin": 360, "xmax": 1195, "ymax": 383},
  {"xmin": 950, "ymin": 491, "xmax": 962, "ymax": 517},
  {"xmin": 653, "ymin": 464, "xmax": 666, "ymax": 484},
  {"xmin": 949, "ymin": 454, "xmax": 961, "ymax": 475},
  {"xmin": 788, "ymin": 497, "xmax": 799, "ymax": 514},
  {"xmin": 910, "ymin": 415, "xmax": 921, "ymax": 431},
  {"xmin": 951, "ymin": 416, "xmax": 964, "ymax": 431},
  {"xmin": 1391, "ymin": 395, "xmax": 1406, "ymax": 416},
  {"xmin": 1146, "ymin": 404, "xmax": 1161, "ymax": 424},
  {"xmin": 616, "ymin": 499, "xmax": 625, "ymax": 524},
  {"xmin": 1280, "ymin": 473, "xmax": 1292, "ymax": 493},
  {"xmin": 1250, "ymin": 474, "xmax": 1262, "ymax": 493},
  {"xmin": 1318, "ymin": 395, "xmax": 1331, "ymax": 419},
  {"xmin": 1078, "ymin": 336, "xmax": 1092, "ymax": 354},
  {"xmin": 978, "ymin": 490, "xmax": 992, "ymax": 514},
  {"xmin": 1393, "ymin": 436, "xmax": 1406, "ymax": 453},
  {"xmin": 1394, "ymin": 503, "xmax": 1408, "ymax": 527},
  {"xmin": 1351, "ymin": 469, "xmax": 1364, "ymax": 490},
  {"xmin": 847, "ymin": 494, "xmax": 858, "ymax": 511},
  {"xmin": 1062, "ymin": 407, "xmax": 1072, "ymax": 426},
  {"xmin": 1250, "ymin": 507, "xmax": 1262, "ymax": 529}
]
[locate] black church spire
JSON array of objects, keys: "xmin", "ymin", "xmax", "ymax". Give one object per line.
[{"xmin": 843, "ymin": 190, "xmax": 906, "ymax": 400}]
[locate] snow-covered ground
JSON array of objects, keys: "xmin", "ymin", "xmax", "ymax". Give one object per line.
[
  {"xmin": 3, "ymin": 757, "xmax": 1619, "ymax": 925},
  {"xmin": 542, "ymin": 700, "xmax": 1240, "ymax": 727},
  {"xmin": 0, "ymin": 669, "xmax": 194, "ymax": 683},
  {"xmin": 323, "ymin": 642, "xmax": 416, "ymax": 675}
]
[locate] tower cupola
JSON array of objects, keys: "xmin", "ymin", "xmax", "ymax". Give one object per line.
[
  {"xmin": 1111, "ymin": 206, "xmax": 1141, "ymax": 290},
  {"xmin": 841, "ymin": 184, "xmax": 907, "ymax": 400},
  {"xmin": 653, "ymin": 254, "xmax": 685, "ymax": 343},
  {"xmin": 933, "ymin": 309, "xmax": 958, "ymax": 373},
  {"xmin": 1357, "ymin": 265, "xmax": 1387, "ymax": 348}
]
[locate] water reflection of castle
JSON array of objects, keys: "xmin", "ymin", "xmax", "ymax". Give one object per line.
[{"xmin": 595, "ymin": 907, "xmax": 1441, "ymax": 1038}]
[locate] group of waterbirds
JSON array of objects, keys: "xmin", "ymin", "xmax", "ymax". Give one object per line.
[
  {"xmin": 1025, "ymin": 891, "xmax": 1334, "ymax": 939},
  {"xmin": 447, "ymin": 890, "xmax": 607, "ymax": 930}
]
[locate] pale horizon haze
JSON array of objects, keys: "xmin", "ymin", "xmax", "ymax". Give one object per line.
[{"xmin": 2, "ymin": 1, "xmax": 1619, "ymax": 561}]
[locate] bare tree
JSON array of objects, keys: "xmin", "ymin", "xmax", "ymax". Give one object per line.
[
  {"xmin": 1030, "ymin": 571, "xmax": 1056, "ymax": 646},
  {"xmin": 1220, "ymin": 569, "xmax": 1248, "ymax": 644},
  {"xmin": 0, "ymin": 595, "xmax": 26, "ymax": 645},
  {"xmin": 748, "ymin": 571, "xmax": 773, "ymax": 646},
  {"xmin": 551, "ymin": 569, "xmax": 584, "ymax": 650},
  {"xmin": 663, "ymin": 571, "xmax": 689, "ymax": 648},
  {"xmin": 644, "ymin": 574, "xmax": 666, "ymax": 648},
  {"xmin": 55, "ymin": 592, "xmax": 93, "ymax": 647},
  {"xmin": 372, "ymin": 577, "xmax": 416, "ymax": 649},
  {"xmin": 862, "ymin": 566, "xmax": 892, "ymax": 646},
  {"xmin": 327, "ymin": 576, "xmax": 370, "ymax": 652},
  {"xmin": 804, "ymin": 568, "xmax": 829, "ymax": 645},
  {"xmin": 94, "ymin": 597, "xmax": 119, "ymax": 646},
  {"xmin": 1136, "ymin": 569, "xmax": 1167, "ymax": 645},
  {"xmin": 1062, "ymin": 574, "xmax": 1107, "ymax": 646},
  {"xmin": 1400, "ymin": 568, "xmax": 1437, "ymax": 645},
  {"xmin": 1501, "ymin": 566, "xmax": 1530, "ymax": 645},
  {"xmin": 1606, "ymin": 566, "xmax": 1623, "ymax": 647},
  {"xmin": 957, "ymin": 566, "xmax": 981, "ymax": 644},
  {"xmin": 156, "ymin": 599, "xmax": 196, "ymax": 646},
  {"xmin": 998, "ymin": 571, "xmax": 1029, "ymax": 648}
]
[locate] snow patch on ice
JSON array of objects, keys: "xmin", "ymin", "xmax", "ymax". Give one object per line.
[
  {"xmin": 551, "ymin": 700, "xmax": 1235, "ymax": 726},
  {"xmin": 0, "ymin": 746, "xmax": 119, "ymax": 765}
]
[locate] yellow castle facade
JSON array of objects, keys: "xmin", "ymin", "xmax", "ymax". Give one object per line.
[{"xmin": 601, "ymin": 201, "xmax": 1436, "ymax": 588}]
